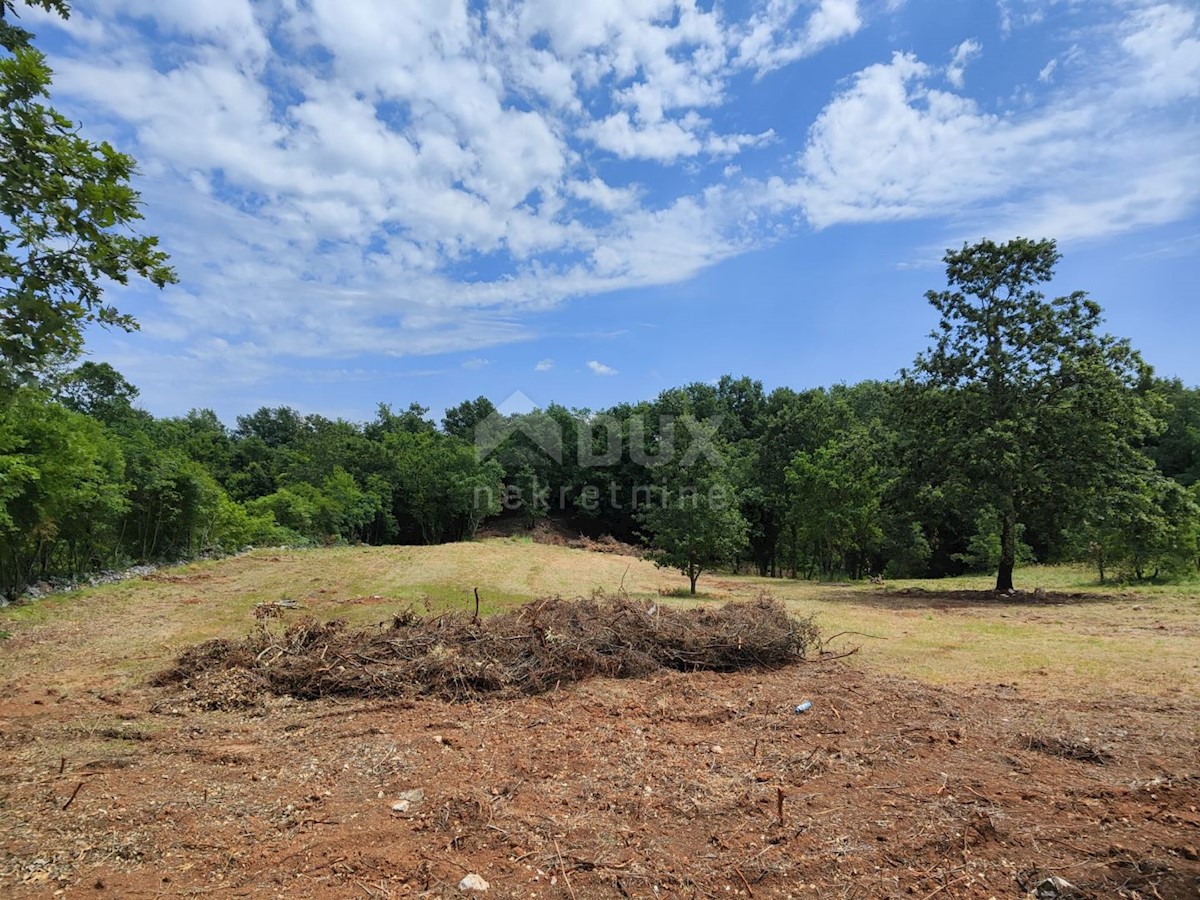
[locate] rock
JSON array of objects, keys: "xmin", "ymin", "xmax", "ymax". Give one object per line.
[
  {"xmin": 458, "ymin": 873, "xmax": 489, "ymax": 892},
  {"xmin": 710, "ymin": 745, "xmax": 724, "ymax": 755},
  {"xmin": 1035, "ymin": 875, "xmax": 1076, "ymax": 899},
  {"xmin": 390, "ymin": 788, "xmax": 425, "ymax": 813}
]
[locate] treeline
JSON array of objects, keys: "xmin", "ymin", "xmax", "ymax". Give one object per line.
[{"xmin": 2, "ymin": 359, "xmax": 1197, "ymax": 599}]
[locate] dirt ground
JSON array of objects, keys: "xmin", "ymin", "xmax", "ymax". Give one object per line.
[{"xmin": 2, "ymin": 645, "xmax": 1197, "ymax": 898}]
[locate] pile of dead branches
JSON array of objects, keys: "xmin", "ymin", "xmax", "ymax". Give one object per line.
[{"xmin": 156, "ymin": 593, "xmax": 820, "ymax": 703}]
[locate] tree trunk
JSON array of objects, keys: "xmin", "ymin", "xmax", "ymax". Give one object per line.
[
  {"xmin": 996, "ymin": 501, "xmax": 1017, "ymax": 592},
  {"xmin": 689, "ymin": 569, "xmax": 698, "ymax": 595}
]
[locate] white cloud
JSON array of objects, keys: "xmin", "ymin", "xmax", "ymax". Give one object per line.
[
  {"xmin": 462, "ymin": 357, "xmax": 492, "ymax": 369},
  {"xmin": 587, "ymin": 360, "xmax": 619, "ymax": 376},
  {"xmin": 946, "ymin": 39, "xmax": 982, "ymax": 89},
  {"xmin": 21, "ymin": 0, "xmax": 1200, "ymax": 398},
  {"xmin": 535, "ymin": 358, "xmax": 555, "ymax": 371},
  {"xmin": 1038, "ymin": 58, "xmax": 1058, "ymax": 82},
  {"xmin": 790, "ymin": 5, "xmax": 1200, "ymax": 242},
  {"xmin": 735, "ymin": 0, "xmax": 863, "ymax": 75},
  {"xmin": 1119, "ymin": 3, "xmax": 1200, "ymax": 105}
]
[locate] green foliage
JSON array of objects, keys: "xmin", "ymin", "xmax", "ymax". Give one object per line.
[
  {"xmin": 784, "ymin": 425, "xmax": 885, "ymax": 579},
  {"xmin": 880, "ymin": 519, "xmax": 931, "ymax": 579},
  {"xmin": 246, "ymin": 486, "xmax": 322, "ymax": 537},
  {"xmin": 0, "ymin": 388, "xmax": 127, "ymax": 596},
  {"xmin": 1148, "ymin": 378, "xmax": 1200, "ymax": 487},
  {"xmin": 3, "ymin": 226, "xmax": 1199, "ymax": 599},
  {"xmin": 1071, "ymin": 466, "xmax": 1200, "ymax": 582},
  {"xmin": 952, "ymin": 507, "xmax": 1035, "ymax": 573},
  {"xmin": 53, "ymin": 361, "xmax": 141, "ymax": 425},
  {"xmin": 0, "ymin": 1, "xmax": 70, "ymax": 54},
  {"xmin": 385, "ymin": 430, "xmax": 503, "ymax": 544},
  {"xmin": 119, "ymin": 434, "xmax": 223, "ymax": 562},
  {"xmin": 442, "ymin": 395, "xmax": 497, "ymax": 442},
  {"xmin": 904, "ymin": 237, "xmax": 1159, "ymax": 591},
  {"xmin": 637, "ymin": 419, "xmax": 749, "ymax": 594},
  {"xmin": 0, "ymin": 7, "xmax": 175, "ymax": 385},
  {"xmin": 206, "ymin": 492, "xmax": 296, "ymax": 552}
]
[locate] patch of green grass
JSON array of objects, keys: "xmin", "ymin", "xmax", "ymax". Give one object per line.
[
  {"xmin": 401, "ymin": 583, "xmax": 530, "ymax": 616},
  {"xmin": 883, "ymin": 563, "xmax": 1200, "ymax": 596}
]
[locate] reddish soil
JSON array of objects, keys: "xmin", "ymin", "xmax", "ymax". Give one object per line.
[{"xmin": 2, "ymin": 661, "xmax": 1197, "ymax": 898}]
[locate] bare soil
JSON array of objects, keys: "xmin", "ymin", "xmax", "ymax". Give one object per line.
[{"xmin": 2, "ymin": 652, "xmax": 1197, "ymax": 898}]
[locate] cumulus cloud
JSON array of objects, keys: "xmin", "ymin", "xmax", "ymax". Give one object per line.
[
  {"xmin": 789, "ymin": 4, "xmax": 1200, "ymax": 241},
  {"xmin": 25, "ymin": 0, "xmax": 1200, "ymax": 398},
  {"xmin": 587, "ymin": 360, "xmax": 619, "ymax": 376},
  {"xmin": 535, "ymin": 358, "xmax": 555, "ymax": 371},
  {"xmin": 39, "ymin": 0, "xmax": 858, "ymax": 374}
]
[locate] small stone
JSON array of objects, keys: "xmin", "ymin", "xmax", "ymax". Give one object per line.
[
  {"xmin": 390, "ymin": 789, "xmax": 425, "ymax": 814},
  {"xmin": 458, "ymin": 873, "xmax": 489, "ymax": 892},
  {"xmin": 710, "ymin": 745, "xmax": 724, "ymax": 755},
  {"xmin": 1035, "ymin": 876, "xmax": 1075, "ymax": 899}
]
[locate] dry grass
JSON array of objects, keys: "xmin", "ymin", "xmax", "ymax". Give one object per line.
[
  {"xmin": 0, "ymin": 542, "xmax": 675, "ymax": 690},
  {"xmin": 2, "ymin": 541, "xmax": 1198, "ymax": 703},
  {"xmin": 720, "ymin": 574, "xmax": 1200, "ymax": 699}
]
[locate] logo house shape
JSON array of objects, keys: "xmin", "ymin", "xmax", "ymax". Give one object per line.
[{"xmin": 474, "ymin": 391, "xmax": 563, "ymax": 463}]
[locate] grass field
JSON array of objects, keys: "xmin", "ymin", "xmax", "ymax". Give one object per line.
[{"xmin": 2, "ymin": 539, "xmax": 1197, "ymax": 700}]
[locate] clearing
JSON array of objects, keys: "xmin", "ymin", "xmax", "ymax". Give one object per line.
[{"xmin": 1, "ymin": 541, "xmax": 1197, "ymax": 898}]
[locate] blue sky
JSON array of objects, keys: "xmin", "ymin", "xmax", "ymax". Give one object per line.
[{"xmin": 24, "ymin": 0, "xmax": 1200, "ymax": 423}]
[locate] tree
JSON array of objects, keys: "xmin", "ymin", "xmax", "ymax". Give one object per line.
[
  {"xmin": 637, "ymin": 417, "xmax": 748, "ymax": 594},
  {"xmin": 1073, "ymin": 465, "xmax": 1199, "ymax": 582},
  {"xmin": 442, "ymin": 395, "xmax": 497, "ymax": 442},
  {"xmin": 905, "ymin": 237, "xmax": 1156, "ymax": 592},
  {"xmin": 0, "ymin": 388, "xmax": 127, "ymax": 596},
  {"xmin": 53, "ymin": 361, "xmax": 140, "ymax": 425},
  {"xmin": 385, "ymin": 431, "xmax": 503, "ymax": 544},
  {"xmin": 784, "ymin": 425, "xmax": 885, "ymax": 580},
  {"xmin": 1, "ymin": 0, "xmax": 175, "ymax": 386},
  {"xmin": 1148, "ymin": 378, "xmax": 1200, "ymax": 487}
]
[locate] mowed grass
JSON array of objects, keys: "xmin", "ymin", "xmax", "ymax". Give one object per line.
[
  {"xmin": 709, "ymin": 567, "xmax": 1200, "ymax": 699},
  {"xmin": 2, "ymin": 541, "xmax": 1198, "ymax": 700},
  {"xmin": 0, "ymin": 541, "xmax": 674, "ymax": 690}
]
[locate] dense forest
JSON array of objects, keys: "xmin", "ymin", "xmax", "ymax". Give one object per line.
[{"xmin": 3, "ymin": 252, "xmax": 1199, "ymax": 599}]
